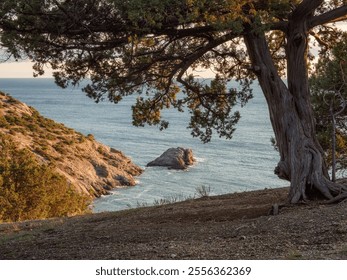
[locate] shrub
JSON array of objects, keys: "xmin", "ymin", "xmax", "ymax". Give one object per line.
[
  {"xmin": 5, "ymin": 115, "xmax": 23, "ymax": 126},
  {"xmin": 0, "ymin": 116, "xmax": 10, "ymax": 128},
  {"xmin": 0, "ymin": 133, "xmax": 91, "ymax": 223},
  {"xmin": 195, "ymin": 185, "xmax": 211, "ymax": 198},
  {"xmin": 87, "ymin": 134, "xmax": 95, "ymax": 140},
  {"xmin": 5, "ymin": 96, "xmax": 20, "ymax": 105}
]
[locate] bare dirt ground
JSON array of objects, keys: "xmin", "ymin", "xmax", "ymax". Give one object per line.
[{"xmin": 1, "ymin": 187, "xmax": 347, "ymax": 260}]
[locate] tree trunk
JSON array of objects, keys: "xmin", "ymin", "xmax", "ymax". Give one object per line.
[
  {"xmin": 244, "ymin": 23, "xmax": 345, "ymax": 203},
  {"xmin": 330, "ymin": 102, "xmax": 337, "ymax": 182}
]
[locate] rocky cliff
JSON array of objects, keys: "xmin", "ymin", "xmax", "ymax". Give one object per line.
[{"xmin": 0, "ymin": 92, "xmax": 142, "ymax": 197}]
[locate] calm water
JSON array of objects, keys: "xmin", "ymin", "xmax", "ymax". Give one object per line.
[{"xmin": 0, "ymin": 78, "xmax": 285, "ymax": 212}]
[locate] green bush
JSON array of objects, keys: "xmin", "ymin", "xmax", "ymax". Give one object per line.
[
  {"xmin": 0, "ymin": 133, "xmax": 91, "ymax": 223},
  {"xmin": 0, "ymin": 116, "xmax": 10, "ymax": 128},
  {"xmin": 53, "ymin": 142, "xmax": 68, "ymax": 154}
]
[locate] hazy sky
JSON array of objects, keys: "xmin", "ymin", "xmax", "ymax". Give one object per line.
[
  {"xmin": 0, "ymin": 60, "xmax": 214, "ymax": 78},
  {"xmin": 0, "ymin": 61, "xmax": 53, "ymax": 78}
]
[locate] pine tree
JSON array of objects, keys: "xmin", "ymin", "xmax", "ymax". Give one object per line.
[{"xmin": 1, "ymin": 1, "xmax": 347, "ymax": 203}]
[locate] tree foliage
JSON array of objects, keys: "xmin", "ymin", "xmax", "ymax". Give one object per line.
[
  {"xmin": 0, "ymin": 0, "xmax": 343, "ymax": 140},
  {"xmin": 310, "ymin": 33, "xmax": 347, "ymax": 174},
  {"xmin": 0, "ymin": 1, "xmax": 345, "ymax": 141},
  {"xmin": 0, "ymin": 133, "xmax": 91, "ymax": 223}
]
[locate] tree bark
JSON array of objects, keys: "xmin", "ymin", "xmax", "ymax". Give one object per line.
[
  {"xmin": 330, "ymin": 102, "xmax": 337, "ymax": 183},
  {"xmin": 243, "ymin": 19, "xmax": 345, "ymax": 203}
]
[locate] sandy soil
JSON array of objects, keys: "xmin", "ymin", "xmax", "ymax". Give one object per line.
[{"xmin": 1, "ymin": 187, "xmax": 347, "ymax": 260}]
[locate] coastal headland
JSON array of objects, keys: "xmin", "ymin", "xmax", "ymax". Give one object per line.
[{"xmin": 0, "ymin": 92, "xmax": 142, "ymax": 198}]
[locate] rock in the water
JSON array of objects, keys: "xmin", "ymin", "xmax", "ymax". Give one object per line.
[{"xmin": 147, "ymin": 147, "xmax": 194, "ymax": 169}]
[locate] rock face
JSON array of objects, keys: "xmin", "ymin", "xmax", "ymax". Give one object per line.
[
  {"xmin": 147, "ymin": 147, "xmax": 194, "ymax": 169},
  {"xmin": 0, "ymin": 93, "xmax": 143, "ymax": 198}
]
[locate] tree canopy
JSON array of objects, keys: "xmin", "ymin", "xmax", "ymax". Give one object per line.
[{"xmin": 1, "ymin": 0, "xmax": 347, "ymax": 203}]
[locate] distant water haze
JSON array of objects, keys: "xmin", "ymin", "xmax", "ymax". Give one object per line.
[{"xmin": 0, "ymin": 78, "xmax": 285, "ymax": 212}]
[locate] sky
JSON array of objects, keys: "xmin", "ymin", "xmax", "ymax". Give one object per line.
[
  {"xmin": 0, "ymin": 60, "xmax": 215, "ymax": 79},
  {"xmin": 0, "ymin": 61, "xmax": 53, "ymax": 78}
]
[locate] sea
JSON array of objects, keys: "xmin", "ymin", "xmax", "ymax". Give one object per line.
[{"xmin": 0, "ymin": 78, "xmax": 285, "ymax": 212}]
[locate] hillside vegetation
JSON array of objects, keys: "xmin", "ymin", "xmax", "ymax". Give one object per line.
[
  {"xmin": 0, "ymin": 133, "xmax": 91, "ymax": 222},
  {"xmin": 0, "ymin": 92, "xmax": 142, "ymax": 222}
]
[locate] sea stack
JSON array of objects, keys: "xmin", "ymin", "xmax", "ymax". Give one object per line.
[{"xmin": 147, "ymin": 147, "xmax": 195, "ymax": 170}]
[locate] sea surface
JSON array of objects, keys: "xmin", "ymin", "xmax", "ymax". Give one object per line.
[{"xmin": 0, "ymin": 78, "xmax": 285, "ymax": 212}]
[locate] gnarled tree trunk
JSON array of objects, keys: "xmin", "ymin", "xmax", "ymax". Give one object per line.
[{"xmin": 244, "ymin": 18, "xmax": 345, "ymax": 203}]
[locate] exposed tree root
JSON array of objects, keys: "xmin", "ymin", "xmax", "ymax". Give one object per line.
[
  {"xmin": 327, "ymin": 192, "xmax": 347, "ymax": 203},
  {"xmin": 269, "ymin": 184, "xmax": 347, "ymax": 216},
  {"xmin": 326, "ymin": 180, "xmax": 347, "ymax": 203},
  {"xmin": 291, "ymin": 178, "xmax": 347, "ymax": 205}
]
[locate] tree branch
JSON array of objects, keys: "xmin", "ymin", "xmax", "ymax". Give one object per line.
[
  {"xmin": 269, "ymin": 21, "xmax": 288, "ymax": 32},
  {"xmin": 309, "ymin": 30, "xmax": 329, "ymax": 49},
  {"xmin": 309, "ymin": 5, "xmax": 347, "ymax": 28},
  {"xmin": 292, "ymin": 0, "xmax": 324, "ymax": 20},
  {"xmin": 176, "ymin": 32, "xmax": 240, "ymax": 83}
]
